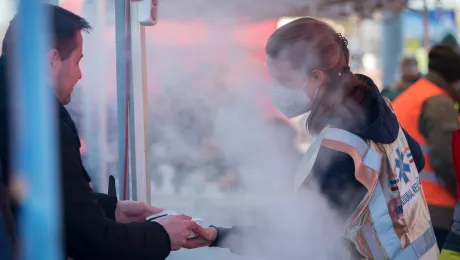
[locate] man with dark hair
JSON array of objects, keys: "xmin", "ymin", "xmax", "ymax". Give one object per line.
[
  {"xmin": 393, "ymin": 45, "xmax": 460, "ymax": 248},
  {"xmin": 381, "ymin": 57, "xmax": 421, "ymax": 101},
  {"xmin": 0, "ymin": 4, "xmax": 197, "ymax": 259}
]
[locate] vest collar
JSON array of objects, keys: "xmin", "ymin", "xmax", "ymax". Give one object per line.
[{"xmin": 426, "ymin": 71, "xmax": 460, "ymax": 102}]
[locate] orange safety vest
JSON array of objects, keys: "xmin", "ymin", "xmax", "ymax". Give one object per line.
[{"xmin": 392, "ymin": 78, "xmax": 458, "ymax": 209}]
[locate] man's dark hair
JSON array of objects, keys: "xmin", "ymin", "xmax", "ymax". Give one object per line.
[
  {"xmin": 1, "ymin": 4, "xmax": 91, "ymax": 60},
  {"xmin": 428, "ymin": 45, "xmax": 460, "ymax": 83}
]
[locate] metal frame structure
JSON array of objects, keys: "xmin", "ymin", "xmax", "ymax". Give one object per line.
[
  {"xmin": 115, "ymin": 0, "xmax": 131, "ymax": 200},
  {"xmin": 115, "ymin": 0, "xmax": 152, "ymax": 203},
  {"xmin": 128, "ymin": 2, "xmax": 151, "ymax": 203}
]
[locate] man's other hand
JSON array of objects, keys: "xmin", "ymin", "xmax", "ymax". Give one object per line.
[
  {"xmin": 157, "ymin": 215, "xmax": 199, "ymax": 251},
  {"xmin": 115, "ymin": 200, "xmax": 163, "ymax": 223},
  {"xmin": 183, "ymin": 226, "xmax": 217, "ymax": 249}
]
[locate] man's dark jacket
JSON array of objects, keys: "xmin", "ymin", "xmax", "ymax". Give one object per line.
[
  {"xmin": 0, "ymin": 56, "xmax": 172, "ymax": 260},
  {"xmin": 0, "ymin": 56, "xmax": 16, "ymax": 256}
]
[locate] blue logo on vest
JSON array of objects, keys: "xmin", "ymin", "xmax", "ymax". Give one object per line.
[
  {"xmin": 395, "ymin": 148, "xmax": 411, "ymax": 185},
  {"xmin": 395, "ymin": 205, "xmax": 403, "ymax": 214}
]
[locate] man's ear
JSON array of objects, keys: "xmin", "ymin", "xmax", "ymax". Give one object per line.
[{"xmin": 48, "ymin": 49, "xmax": 60, "ymax": 72}]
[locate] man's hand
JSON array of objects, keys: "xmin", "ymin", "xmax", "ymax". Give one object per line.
[
  {"xmin": 183, "ymin": 226, "xmax": 217, "ymax": 249},
  {"xmin": 115, "ymin": 200, "xmax": 163, "ymax": 224},
  {"xmin": 157, "ymin": 215, "xmax": 199, "ymax": 251}
]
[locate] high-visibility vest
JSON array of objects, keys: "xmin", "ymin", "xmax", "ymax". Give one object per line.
[
  {"xmin": 294, "ymin": 123, "xmax": 438, "ymax": 259},
  {"xmin": 392, "ymin": 78, "xmax": 458, "ymax": 209}
]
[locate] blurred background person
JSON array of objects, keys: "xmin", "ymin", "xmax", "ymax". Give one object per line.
[
  {"xmin": 439, "ymin": 34, "xmax": 460, "ymax": 114},
  {"xmin": 381, "ymin": 57, "xmax": 421, "ymax": 101},
  {"xmin": 441, "ymin": 33, "xmax": 459, "ymax": 48},
  {"xmin": 393, "ymin": 45, "xmax": 460, "ymax": 248}
]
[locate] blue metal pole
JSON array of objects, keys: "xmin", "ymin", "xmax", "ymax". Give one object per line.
[
  {"xmin": 115, "ymin": 0, "xmax": 131, "ymax": 199},
  {"xmin": 12, "ymin": 2, "xmax": 61, "ymax": 260},
  {"xmin": 381, "ymin": 12, "xmax": 403, "ymax": 89}
]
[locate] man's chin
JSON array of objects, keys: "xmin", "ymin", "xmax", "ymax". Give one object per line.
[{"xmin": 60, "ymin": 96, "xmax": 71, "ymax": 105}]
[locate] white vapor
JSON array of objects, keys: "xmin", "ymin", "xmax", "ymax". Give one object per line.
[{"xmin": 73, "ymin": 0, "xmax": 350, "ymax": 259}]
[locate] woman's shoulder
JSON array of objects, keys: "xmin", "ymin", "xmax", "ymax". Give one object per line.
[
  {"xmin": 311, "ymin": 146, "xmax": 366, "ymax": 217},
  {"xmin": 312, "ymin": 146, "xmax": 362, "ymax": 192}
]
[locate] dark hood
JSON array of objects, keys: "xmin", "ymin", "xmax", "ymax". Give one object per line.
[{"xmin": 350, "ymin": 74, "xmax": 399, "ymax": 144}]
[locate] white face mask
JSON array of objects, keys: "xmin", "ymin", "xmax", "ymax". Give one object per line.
[{"xmin": 270, "ymin": 77, "xmax": 318, "ymax": 119}]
